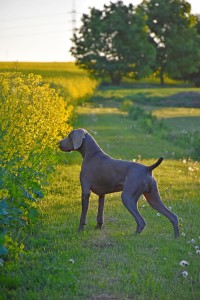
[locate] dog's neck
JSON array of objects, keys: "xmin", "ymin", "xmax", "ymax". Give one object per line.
[{"xmin": 77, "ymin": 133, "xmax": 105, "ymax": 159}]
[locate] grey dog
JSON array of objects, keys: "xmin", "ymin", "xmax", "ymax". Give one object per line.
[{"xmin": 59, "ymin": 128, "xmax": 179, "ymax": 237}]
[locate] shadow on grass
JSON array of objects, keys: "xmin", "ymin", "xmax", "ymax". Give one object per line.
[{"xmin": 91, "ymin": 90, "xmax": 200, "ymax": 108}]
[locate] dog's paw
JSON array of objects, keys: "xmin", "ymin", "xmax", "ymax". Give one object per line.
[
  {"xmin": 95, "ymin": 222, "xmax": 103, "ymax": 230},
  {"xmin": 78, "ymin": 225, "xmax": 85, "ymax": 232}
]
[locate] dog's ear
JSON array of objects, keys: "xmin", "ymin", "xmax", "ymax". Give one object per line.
[{"xmin": 72, "ymin": 129, "xmax": 86, "ymax": 149}]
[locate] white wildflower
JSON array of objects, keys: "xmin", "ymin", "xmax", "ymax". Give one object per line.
[
  {"xmin": 183, "ymin": 159, "xmax": 187, "ymax": 164},
  {"xmin": 181, "ymin": 232, "xmax": 186, "ymax": 237},
  {"xmin": 168, "ymin": 206, "xmax": 172, "ymax": 211},
  {"xmin": 157, "ymin": 213, "xmax": 161, "ymax": 216},
  {"xmin": 182, "ymin": 271, "xmax": 188, "ymax": 278},
  {"xmin": 194, "ymin": 246, "xmax": 199, "ymax": 249},
  {"xmin": 196, "ymin": 250, "xmax": 200, "ymax": 255},
  {"xmin": 191, "ymin": 239, "xmax": 195, "ymax": 243},
  {"xmin": 69, "ymin": 259, "xmax": 74, "ymax": 264},
  {"xmin": 180, "ymin": 260, "xmax": 189, "ymax": 267}
]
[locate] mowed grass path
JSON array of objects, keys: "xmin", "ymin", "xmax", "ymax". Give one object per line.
[{"xmin": 2, "ymin": 100, "xmax": 200, "ymax": 299}]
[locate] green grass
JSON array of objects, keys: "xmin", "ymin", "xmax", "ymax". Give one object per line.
[
  {"xmin": 2, "ymin": 159, "xmax": 200, "ymax": 299},
  {"xmin": 153, "ymin": 107, "xmax": 200, "ymax": 135},
  {"xmin": 2, "ymin": 105, "xmax": 200, "ymax": 300},
  {"xmin": 1, "ymin": 63, "xmax": 200, "ymax": 299}
]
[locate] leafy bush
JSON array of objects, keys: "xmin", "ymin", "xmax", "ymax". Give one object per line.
[
  {"xmin": 120, "ymin": 100, "xmax": 134, "ymax": 112},
  {"xmin": 121, "ymin": 100, "xmax": 166, "ymax": 134},
  {"xmin": 0, "ymin": 72, "xmax": 72, "ymax": 262}
]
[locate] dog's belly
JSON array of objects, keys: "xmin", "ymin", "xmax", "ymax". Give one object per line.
[
  {"xmin": 90, "ymin": 178, "xmax": 124, "ymax": 195},
  {"xmin": 90, "ymin": 182, "xmax": 124, "ymax": 196}
]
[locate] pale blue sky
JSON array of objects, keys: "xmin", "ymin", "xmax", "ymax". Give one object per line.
[{"xmin": 0, "ymin": 0, "xmax": 199, "ymax": 62}]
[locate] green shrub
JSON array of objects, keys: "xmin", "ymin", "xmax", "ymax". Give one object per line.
[
  {"xmin": 121, "ymin": 100, "xmax": 167, "ymax": 134},
  {"xmin": 120, "ymin": 100, "xmax": 133, "ymax": 112}
]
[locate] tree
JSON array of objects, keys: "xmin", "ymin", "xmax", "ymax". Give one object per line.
[
  {"xmin": 138, "ymin": 0, "xmax": 200, "ymax": 85},
  {"xmin": 186, "ymin": 14, "xmax": 200, "ymax": 86},
  {"xmin": 70, "ymin": 1, "xmax": 155, "ymax": 85}
]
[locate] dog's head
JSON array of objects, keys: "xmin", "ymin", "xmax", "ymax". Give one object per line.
[{"xmin": 59, "ymin": 128, "xmax": 87, "ymax": 152}]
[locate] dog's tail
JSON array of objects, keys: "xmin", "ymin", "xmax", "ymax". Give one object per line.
[{"xmin": 147, "ymin": 157, "xmax": 164, "ymax": 171}]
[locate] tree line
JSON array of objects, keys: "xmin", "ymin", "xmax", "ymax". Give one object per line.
[{"xmin": 70, "ymin": 0, "xmax": 200, "ymax": 85}]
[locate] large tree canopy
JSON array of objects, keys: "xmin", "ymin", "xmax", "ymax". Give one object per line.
[
  {"xmin": 138, "ymin": 0, "xmax": 200, "ymax": 84},
  {"xmin": 70, "ymin": 1, "xmax": 155, "ymax": 85}
]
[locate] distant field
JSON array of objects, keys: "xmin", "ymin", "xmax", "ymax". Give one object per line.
[
  {"xmin": 0, "ymin": 61, "xmax": 86, "ymax": 77},
  {"xmin": 0, "ymin": 62, "xmax": 99, "ymax": 103},
  {"xmin": 91, "ymin": 85, "xmax": 200, "ymax": 160}
]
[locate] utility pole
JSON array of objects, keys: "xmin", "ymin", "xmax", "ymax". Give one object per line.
[{"xmin": 71, "ymin": 0, "xmax": 76, "ymax": 35}]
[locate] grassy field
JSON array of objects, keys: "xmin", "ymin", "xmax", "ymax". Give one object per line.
[
  {"xmin": 1, "ymin": 63, "xmax": 200, "ymax": 299},
  {"xmin": 0, "ymin": 61, "xmax": 86, "ymax": 77},
  {"xmin": 0, "ymin": 62, "xmax": 98, "ymax": 104}
]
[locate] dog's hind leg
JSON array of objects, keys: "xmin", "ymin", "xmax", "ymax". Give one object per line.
[
  {"xmin": 122, "ymin": 192, "xmax": 146, "ymax": 233},
  {"xmin": 144, "ymin": 181, "xmax": 179, "ymax": 237}
]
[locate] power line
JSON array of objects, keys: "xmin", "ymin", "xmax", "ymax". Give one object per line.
[{"xmin": 71, "ymin": 0, "xmax": 76, "ymax": 35}]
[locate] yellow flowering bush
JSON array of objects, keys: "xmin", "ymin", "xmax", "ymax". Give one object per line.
[{"xmin": 0, "ymin": 72, "xmax": 72, "ymax": 258}]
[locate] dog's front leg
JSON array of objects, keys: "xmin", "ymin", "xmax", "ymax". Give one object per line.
[
  {"xmin": 95, "ymin": 195, "xmax": 105, "ymax": 229},
  {"xmin": 79, "ymin": 191, "xmax": 90, "ymax": 232}
]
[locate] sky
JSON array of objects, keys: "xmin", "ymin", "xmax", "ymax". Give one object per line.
[{"xmin": 0, "ymin": 0, "xmax": 200, "ymax": 62}]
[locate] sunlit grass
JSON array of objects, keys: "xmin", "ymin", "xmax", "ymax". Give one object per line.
[
  {"xmin": 2, "ymin": 155, "xmax": 199, "ymax": 299},
  {"xmin": 0, "ymin": 61, "xmax": 85, "ymax": 77},
  {"xmin": 153, "ymin": 107, "xmax": 200, "ymax": 118},
  {"xmin": 2, "ymin": 159, "xmax": 198, "ymax": 299}
]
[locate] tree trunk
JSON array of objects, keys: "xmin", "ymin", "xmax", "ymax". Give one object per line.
[
  {"xmin": 110, "ymin": 71, "xmax": 122, "ymax": 85},
  {"xmin": 160, "ymin": 68, "xmax": 165, "ymax": 86}
]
